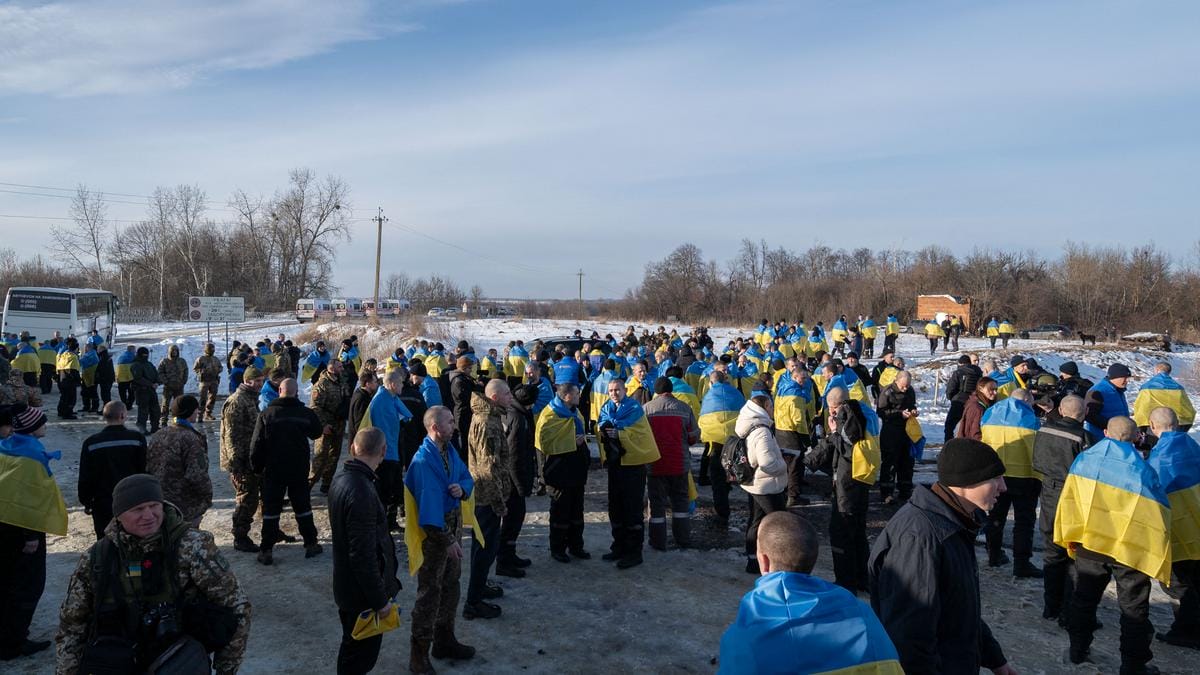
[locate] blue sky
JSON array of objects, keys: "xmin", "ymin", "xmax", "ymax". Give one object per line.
[{"xmin": 1, "ymin": 0, "xmax": 1198, "ymax": 299}]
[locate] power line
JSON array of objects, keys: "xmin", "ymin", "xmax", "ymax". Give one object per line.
[{"xmin": 0, "ymin": 180, "xmax": 233, "ymax": 209}]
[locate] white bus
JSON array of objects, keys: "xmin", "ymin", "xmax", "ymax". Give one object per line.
[
  {"xmin": 2, "ymin": 287, "xmax": 119, "ymax": 345},
  {"xmin": 332, "ymin": 298, "xmax": 365, "ymax": 318},
  {"xmin": 296, "ymin": 298, "xmax": 333, "ymax": 323}
]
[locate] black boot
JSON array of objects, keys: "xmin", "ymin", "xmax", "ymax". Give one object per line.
[
  {"xmin": 1013, "ymin": 559, "xmax": 1043, "ymax": 578},
  {"xmin": 431, "ymin": 627, "xmax": 476, "ymax": 660},
  {"xmin": 233, "ymin": 534, "xmax": 259, "ymax": 553}
]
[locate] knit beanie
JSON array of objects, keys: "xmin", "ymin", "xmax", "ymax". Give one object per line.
[
  {"xmin": 112, "ymin": 474, "xmax": 164, "ymax": 516},
  {"xmin": 171, "ymin": 395, "xmax": 200, "ymax": 420},
  {"xmin": 1107, "ymin": 363, "xmax": 1132, "ymax": 378},
  {"xmin": 243, "ymin": 366, "xmax": 263, "ymax": 381},
  {"xmin": 514, "ymin": 383, "xmax": 538, "ymax": 407},
  {"xmin": 937, "ymin": 438, "xmax": 1006, "ymax": 487},
  {"xmin": 1009, "ymin": 355, "xmax": 1025, "ymax": 368},
  {"xmin": 1059, "ymin": 361, "xmax": 1080, "ymax": 377},
  {"xmin": 12, "ymin": 406, "xmax": 47, "ymax": 435}
]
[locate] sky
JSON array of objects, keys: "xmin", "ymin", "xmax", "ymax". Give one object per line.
[{"xmin": 1, "ymin": 0, "xmax": 1198, "ymax": 299}]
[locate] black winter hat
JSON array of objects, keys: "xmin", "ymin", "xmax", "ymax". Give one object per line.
[
  {"xmin": 1107, "ymin": 363, "xmax": 1132, "ymax": 379},
  {"xmin": 112, "ymin": 474, "xmax": 164, "ymax": 516},
  {"xmin": 937, "ymin": 438, "xmax": 1007, "ymax": 487},
  {"xmin": 171, "ymin": 395, "xmax": 200, "ymax": 420},
  {"xmin": 514, "ymin": 383, "xmax": 538, "ymax": 407},
  {"xmin": 1024, "ymin": 358, "xmax": 1040, "ymax": 370},
  {"xmin": 1009, "ymin": 355, "xmax": 1025, "ymax": 367},
  {"xmin": 1059, "ymin": 361, "xmax": 1080, "ymax": 377},
  {"xmin": 136, "ymin": 347, "xmax": 150, "ymax": 357}
]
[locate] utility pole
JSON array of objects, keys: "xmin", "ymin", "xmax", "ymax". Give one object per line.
[
  {"xmin": 372, "ymin": 207, "xmax": 388, "ymax": 326},
  {"xmin": 576, "ymin": 269, "xmax": 584, "ymax": 314}
]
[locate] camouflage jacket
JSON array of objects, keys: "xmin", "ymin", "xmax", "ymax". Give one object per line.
[
  {"xmin": 220, "ymin": 385, "xmax": 259, "ymax": 474},
  {"xmin": 5, "ymin": 370, "xmax": 43, "ymax": 408},
  {"xmin": 309, "ymin": 370, "xmax": 347, "ymax": 428},
  {"xmin": 467, "ymin": 392, "xmax": 513, "ymax": 514},
  {"xmin": 146, "ymin": 424, "xmax": 212, "ymax": 523},
  {"xmin": 56, "ymin": 504, "xmax": 251, "ymax": 675},
  {"xmin": 192, "ymin": 354, "xmax": 223, "ymax": 383},
  {"xmin": 274, "ymin": 351, "xmax": 293, "ymax": 377},
  {"xmin": 157, "ymin": 356, "xmax": 189, "ymax": 390}
]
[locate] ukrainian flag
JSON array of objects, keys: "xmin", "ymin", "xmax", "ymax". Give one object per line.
[
  {"xmin": 853, "ymin": 406, "xmax": 883, "ymax": 485},
  {"xmin": 732, "ymin": 363, "xmax": 760, "ymax": 400},
  {"xmin": 598, "ymin": 398, "xmax": 660, "ymax": 466},
  {"xmin": 836, "ymin": 369, "xmax": 870, "ymax": 402},
  {"xmin": 13, "ymin": 343, "xmax": 40, "ymax": 374},
  {"xmin": 384, "ymin": 354, "xmax": 406, "ymax": 373},
  {"xmin": 505, "ymin": 345, "xmax": 529, "ymax": 379},
  {"xmin": 861, "ymin": 319, "xmax": 877, "ymax": 340},
  {"xmin": 684, "ymin": 360, "xmax": 707, "ymax": 395},
  {"xmin": 744, "ymin": 347, "xmax": 768, "ymax": 374},
  {"xmin": 876, "ymin": 366, "xmax": 900, "ymax": 391},
  {"xmin": 905, "ymin": 415, "xmax": 926, "ymax": 461},
  {"xmin": 806, "ymin": 335, "xmax": 828, "ymax": 359},
  {"xmin": 774, "ymin": 373, "xmax": 812, "ymax": 435},
  {"xmin": 1054, "ymin": 438, "xmax": 1172, "ymax": 583},
  {"xmin": 535, "ymin": 396, "xmax": 585, "ymax": 455},
  {"xmin": 1133, "ymin": 373, "xmax": 1196, "ymax": 428},
  {"xmin": 980, "ymin": 398, "xmax": 1041, "ymax": 479},
  {"xmin": 924, "ymin": 321, "xmax": 945, "ymax": 339},
  {"xmin": 669, "ymin": 376, "xmax": 701, "ymax": 419},
  {"xmin": 1147, "ymin": 431, "xmax": 1200, "ymax": 562},
  {"xmin": 778, "ymin": 340, "xmax": 795, "ymax": 359},
  {"xmin": 999, "ymin": 321, "xmax": 1015, "ymax": 335},
  {"xmin": 425, "ymin": 353, "xmax": 448, "ymax": 379},
  {"xmin": 625, "ymin": 376, "xmax": 645, "ymax": 399},
  {"xmin": 80, "ymin": 349, "xmax": 99, "ymax": 387},
  {"xmin": 479, "ymin": 354, "xmax": 500, "ymax": 376},
  {"xmin": 699, "ymin": 382, "xmax": 744, "ymax": 444},
  {"xmin": 986, "ymin": 319, "xmax": 1000, "ymax": 337},
  {"xmin": 590, "ymin": 369, "xmax": 617, "ymax": 424},
  {"xmin": 830, "ymin": 320, "xmax": 848, "ymax": 345},
  {"xmin": 885, "ymin": 316, "xmax": 900, "ymax": 336},
  {"xmin": 0, "ymin": 435, "xmax": 68, "ymax": 536},
  {"xmin": 402, "ymin": 437, "xmax": 482, "ymax": 575},
  {"xmin": 754, "ymin": 325, "xmax": 772, "ymax": 348},
  {"xmin": 718, "ymin": 571, "xmax": 902, "ymax": 675},
  {"xmin": 37, "ymin": 341, "xmax": 58, "ymax": 368},
  {"xmin": 993, "ymin": 368, "xmax": 1026, "ymax": 401}
]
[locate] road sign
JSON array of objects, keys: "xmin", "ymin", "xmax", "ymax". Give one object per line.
[{"xmin": 187, "ymin": 296, "xmax": 245, "ymax": 323}]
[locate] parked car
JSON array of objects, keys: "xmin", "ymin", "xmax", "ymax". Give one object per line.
[
  {"xmin": 529, "ymin": 336, "xmax": 613, "ymax": 358},
  {"xmin": 427, "ymin": 307, "xmax": 444, "ymax": 317},
  {"xmin": 1021, "ymin": 324, "xmax": 1071, "ymax": 340}
]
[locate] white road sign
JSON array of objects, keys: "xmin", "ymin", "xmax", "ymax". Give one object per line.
[{"xmin": 187, "ymin": 296, "xmax": 245, "ymax": 323}]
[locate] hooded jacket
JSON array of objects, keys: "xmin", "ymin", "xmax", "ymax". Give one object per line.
[{"xmin": 735, "ymin": 400, "xmax": 787, "ymax": 496}]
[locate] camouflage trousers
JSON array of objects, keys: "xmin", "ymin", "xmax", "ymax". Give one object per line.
[
  {"xmin": 309, "ymin": 424, "xmax": 346, "ymax": 490},
  {"xmin": 229, "ymin": 472, "xmax": 260, "ymax": 538},
  {"xmin": 411, "ymin": 522, "xmax": 461, "ymax": 642},
  {"xmin": 198, "ymin": 379, "xmax": 219, "ymax": 417},
  {"xmin": 160, "ymin": 386, "xmax": 184, "ymax": 426}
]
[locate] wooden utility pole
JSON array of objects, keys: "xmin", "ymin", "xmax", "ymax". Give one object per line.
[
  {"xmin": 372, "ymin": 207, "xmax": 388, "ymax": 326},
  {"xmin": 576, "ymin": 269, "xmax": 584, "ymax": 314}
]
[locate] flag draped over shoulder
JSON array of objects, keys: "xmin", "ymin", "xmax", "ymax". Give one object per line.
[
  {"xmin": 402, "ymin": 437, "xmax": 481, "ymax": 575},
  {"xmin": 669, "ymin": 377, "xmax": 701, "ymax": 419},
  {"xmin": 1147, "ymin": 431, "xmax": 1200, "ymax": 562},
  {"xmin": 535, "ymin": 396, "xmax": 584, "ymax": 456},
  {"xmin": 590, "ymin": 370, "xmax": 616, "ymax": 424},
  {"xmin": 980, "ymin": 398, "xmax": 1041, "ymax": 478},
  {"xmin": 1133, "ymin": 373, "xmax": 1196, "ymax": 427},
  {"xmin": 718, "ymin": 572, "xmax": 902, "ymax": 675},
  {"xmin": 852, "ymin": 406, "xmax": 882, "ymax": 485},
  {"xmin": 774, "ymin": 374, "xmax": 812, "ymax": 436},
  {"xmin": 598, "ymin": 398, "xmax": 660, "ymax": 466},
  {"xmin": 699, "ymin": 382, "xmax": 744, "ymax": 444},
  {"xmin": 0, "ymin": 435, "xmax": 68, "ymax": 536},
  {"xmin": 505, "ymin": 345, "xmax": 529, "ymax": 379},
  {"xmin": 1054, "ymin": 438, "xmax": 1172, "ymax": 583}
]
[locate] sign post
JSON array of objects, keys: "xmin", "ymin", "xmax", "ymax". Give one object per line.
[{"xmin": 188, "ymin": 297, "xmax": 245, "ymax": 359}]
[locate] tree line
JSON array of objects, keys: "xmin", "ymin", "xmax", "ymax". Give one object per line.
[{"xmin": 609, "ymin": 240, "xmax": 1200, "ymax": 334}]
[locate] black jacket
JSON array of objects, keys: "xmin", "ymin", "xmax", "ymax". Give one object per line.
[
  {"xmin": 1031, "ymin": 416, "xmax": 1094, "ymax": 536},
  {"xmin": 95, "ymin": 351, "xmax": 116, "ymax": 387},
  {"xmin": 805, "ymin": 400, "xmax": 869, "ymax": 515},
  {"xmin": 330, "ymin": 459, "xmax": 400, "ymax": 612},
  {"xmin": 848, "ymin": 364, "xmax": 872, "ymax": 389},
  {"xmin": 130, "ymin": 356, "xmax": 159, "ymax": 390},
  {"xmin": 945, "ymin": 364, "xmax": 982, "ymax": 403},
  {"xmin": 250, "ymin": 397, "xmax": 323, "ymax": 478},
  {"xmin": 869, "ymin": 361, "xmax": 891, "ymax": 398},
  {"xmin": 349, "ymin": 387, "xmax": 373, "ymax": 436},
  {"xmin": 869, "ymin": 485, "xmax": 1006, "ymax": 674},
  {"xmin": 398, "ymin": 382, "xmax": 428, "ymax": 466},
  {"xmin": 504, "ymin": 399, "xmax": 536, "ymax": 496},
  {"xmin": 447, "ymin": 370, "xmax": 478, "ymax": 448},
  {"xmin": 287, "ymin": 345, "xmax": 301, "ymax": 377},
  {"xmin": 1054, "ymin": 376, "xmax": 1094, "ymax": 405},
  {"xmin": 876, "ymin": 384, "xmax": 916, "ymax": 428},
  {"xmin": 78, "ymin": 425, "xmax": 147, "ymax": 512}
]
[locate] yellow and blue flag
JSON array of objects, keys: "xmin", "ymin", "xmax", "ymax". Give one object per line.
[
  {"xmin": 504, "ymin": 345, "xmax": 529, "ymax": 379},
  {"xmin": 853, "ymin": 405, "xmax": 883, "ymax": 485},
  {"xmin": 699, "ymin": 381, "xmax": 744, "ymax": 444},
  {"xmin": 1133, "ymin": 373, "xmax": 1196, "ymax": 428},
  {"xmin": 402, "ymin": 437, "xmax": 481, "ymax": 575},
  {"xmin": 0, "ymin": 434, "xmax": 68, "ymax": 536},
  {"xmin": 981, "ymin": 398, "xmax": 1041, "ymax": 479},
  {"xmin": 535, "ymin": 396, "xmax": 584, "ymax": 456},
  {"xmin": 1054, "ymin": 438, "xmax": 1172, "ymax": 583},
  {"xmin": 590, "ymin": 369, "xmax": 617, "ymax": 424},
  {"xmin": 13, "ymin": 343, "xmax": 40, "ymax": 374},
  {"xmin": 598, "ymin": 397, "xmax": 660, "ymax": 466},
  {"xmin": 774, "ymin": 373, "xmax": 812, "ymax": 436},
  {"xmin": 669, "ymin": 377, "xmax": 701, "ymax": 419},
  {"xmin": 718, "ymin": 571, "xmax": 902, "ymax": 675},
  {"xmin": 1148, "ymin": 431, "xmax": 1200, "ymax": 562}
]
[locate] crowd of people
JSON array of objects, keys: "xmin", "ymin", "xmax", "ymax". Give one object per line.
[{"xmin": 0, "ymin": 317, "xmax": 1198, "ymax": 674}]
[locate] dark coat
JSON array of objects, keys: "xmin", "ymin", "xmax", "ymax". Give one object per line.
[
  {"xmin": 1031, "ymin": 416, "xmax": 1094, "ymax": 536},
  {"xmin": 398, "ymin": 382, "xmax": 428, "ymax": 467},
  {"xmin": 330, "ymin": 459, "xmax": 401, "ymax": 612},
  {"xmin": 504, "ymin": 399, "xmax": 536, "ymax": 496},
  {"xmin": 78, "ymin": 425, "xmax": 147, "ymax": 513},
  {"xmin": 95, "ymin": 351, "xmax": 116, "ymax": 387},
  {"xmin": 348, "ymin": 386, "xmax": 373, "ymax": 436},
  {"xmin": 957, "ymin": 394, "xmax": 990, "ymax": 440},
  {"xmin": 249, "ymin": 397, "xmax": 323, "ymax": 479},
  {"xmin": 130, "ymin": 356, "xmax": 159, "ymax": 390},
  {"xmin": 805, "ymin": 399, "xmax": 869, "ymax": 515},
  {"xmin": 447, "ymin": 370, "xmax": 478, "ymax": 450},
  {"xmin": 869, "ymin": 484, "xmax": 1007, "ymax": 674},
  {"xmin": 945, "ymin": 364, "xmax": 982, "ymax": 403}
]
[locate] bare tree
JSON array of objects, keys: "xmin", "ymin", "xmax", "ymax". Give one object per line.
[
  {"xmin": 270, "ymin": 168, "xmax": 352, "ymax": 299},
  {"xmin": 384, "ymin": 272, "xmax": 414, "ymax": 300},
  {"xmin": 51, "ymin": 185, "xmax": 109, "ymax": 286}
]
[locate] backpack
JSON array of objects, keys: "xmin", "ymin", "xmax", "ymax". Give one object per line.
[{"xmin": 721, "ymin": 423, "xmax": 765, "ymax": 486}]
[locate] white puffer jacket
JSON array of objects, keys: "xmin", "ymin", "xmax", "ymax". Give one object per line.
[{"xmin": 734, "ymin": 400, "xmax": 788, "ymax": 495}]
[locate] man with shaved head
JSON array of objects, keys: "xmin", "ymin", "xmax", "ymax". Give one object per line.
[
  {"xmin": 1031, "ymin": 394, "xmax": 1095, "ymax": 625},
  {"xmin": 250, "ymin": 377, "xmax": 325, "ymax": 565},
  {"xmin": 1147, "ymin": 406, "xmax": 1200, "ymax": 650}
]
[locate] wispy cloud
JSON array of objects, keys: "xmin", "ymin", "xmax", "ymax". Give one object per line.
[{"xmin": 0, "ymin": 0, "xmax": 410, "ymax": 96}]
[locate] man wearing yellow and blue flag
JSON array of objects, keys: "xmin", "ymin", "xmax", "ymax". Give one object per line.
[
  {"xmin": 699, "ymin": 371, "xmax": 744, "ymax": 523},
  {"xmin": 1146, "ymin": 407, "xmax": 1200, "ymax": 650},
  {"xmin": 13, "ymin": 336, "xmax": 40, "ymax": 388},
  {"xmin": 361, "ymin": 369, "xmax": 414, "ymax": 532},
  {"xmin": 1055, "ymin": 416, "xmax": 1170, "ymax": 671},
  {"xmin": 598, "ymin": 378, "xmax": 660, "ymax": 569},
  {"xmin": 0, "ymin": 405, "xmax": 64, "ymax": 661},
  {"xmin": 871, "ymin": 437, "xmax": 1015, "ymax": 675},
  {"xmin": 404, "ymin": 406, "xmax": 478, "ymax": 672},
  {"xmin": 980, "ymin": 389, "xmax": 1043, "ymax": 577},
  {"xmin": 535, "ymin": 383, "xmax": 591, "ymax": 562},
  {"xmin": 774, "ymin": 364, "xmax": 814, "ymax": 508},
  {"xmin": 1134, "ymin": 362, "xmax": 1195, "ymax": 438},
  {"xmin": 719, "ymin": 511, "xmax": 902, "ymax": 675},
  {"xmin": 986, "ymin": 316, "xmax": 1001, "ymax": 348}
]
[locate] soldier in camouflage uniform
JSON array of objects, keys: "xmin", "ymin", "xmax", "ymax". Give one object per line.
[
  {"xmin": 156, "ymin": 344, "xmax": 189, "ymax": 429},
  {"xmin": 192, "ymin": 342, "xmax": 223, "ymax": 421},
  {"xmin": 462, "ymin": 381, "xmax": 515, "ymax": 619},
  {"xmin": 3, "ymin": 368, "xmax": 44, "ymax": 408},
  {"xmin": 273, "ymin": 343, "xmax": 292, "ymax": 381},
  {"xmin": 145, "ymin": 395, "xmax": 211, "ymax": 527},
  {"xmin": 56, "ymin": 474, "xmax": 251, "ymax": 675},
  {"xmin": 221, "ymin": 366, "xmax": 265, "ymax": 553},
  {"xmin": 309, "ymin": 359, "xmax": 349, "ymax": 494}
]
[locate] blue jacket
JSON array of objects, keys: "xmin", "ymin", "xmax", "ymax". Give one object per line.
[
  {"xmin": 419, "ymin": 375, "xmax": 442, "ymax": 408},
  {"xmin": 367, "ymin": 387, "xmax": 414, "ymax": 462},
  {"xmin": 553, "ymin": 359, "xmax": 582, "ymax": 387},
  {"xmin": 1085, "ymin": 378, "xmax": 1130, "ymax": 438},
  {"xmin": 533, "ymin": 378, "xmax": 554, "ymax": 415},
  {"xmin": 258, "ymin": 381, "xmax": 279, "ymax": 411}
]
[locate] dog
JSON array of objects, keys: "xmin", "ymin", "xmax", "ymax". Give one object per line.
[{"xmin": 1078, "ymin": 331, "xmax": 1097, "ymax": 346}]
